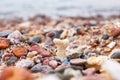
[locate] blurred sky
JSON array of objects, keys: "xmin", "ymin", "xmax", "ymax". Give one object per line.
[{"xmin": 0, "ymin": 0, "xmax": 120, "ymax": 18}]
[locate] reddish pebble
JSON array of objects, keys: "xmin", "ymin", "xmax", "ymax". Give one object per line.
[
  {"xmin": 49, "ymin": 60, "xmax": 58, "ymax": 68},
  {"xmin": 83, "ymin": 67, "xmax": 96, "ymax": 75},
  {"xmin": 12, "ymin": 47, "xmax": 28, "ymax": 57},
  {"xmin": 110, "ymin": 28, "xmax": 120, "ymax": 37},
  {"xmin": 30, "ymin": 45, "xmax": 50, "ymax": 57},
  {"xmin": 0, "ymin": 38, "xmax": 10, "ymax": 49},
  {"xmin": 0, "ymin": 66, "xmax": 34, "ymax": 80},
  {"xmin": 55, "ymin": 64, "xmax": 70, "ymax": 70}
]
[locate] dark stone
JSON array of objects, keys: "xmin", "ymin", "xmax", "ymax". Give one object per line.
[
  {"xmin": 102, "ymin": 34, "xmax": 109, "ymax": 40},
  {"xmin": 0, "ymin": 30, "xmax": 13, "ymax": 37},
  {"xmin": 110, "ymin": 51, "xmax": 120, "ymax": 59},
  {"xmin": 29, "ymin": 36, "xmax": 41, "ymax": 43},
  {"xmin": 6, "ymin": 56, "xmax": 18, "ymax": 66}
]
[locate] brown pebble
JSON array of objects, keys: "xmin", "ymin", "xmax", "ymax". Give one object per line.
[
  {"xmin": 0, "ymin": 66, "xmax": 34, "ymax": 80},
  {"xmin": 12, "ymin": 47, "xmax": 28, "ymax": 57},
  {"xmin": 110, "ymin": 28, "xmax": 120, "ymax": 37},
  {"xmin": 0, "ymin": 38, "xmax": 10, "ymax": 49}
]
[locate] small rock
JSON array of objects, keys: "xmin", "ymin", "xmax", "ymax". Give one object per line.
[
  {"xmin": 0, "ymin": 66, "xmax": 34, "ymax": 80},
  {"xmin": 16, "ymin": 59, "xmax": 34, "ymax": 68},
  {"xmin": 0, "ymin": 38, "xmax": 10, "ymax": 49},
  {"xmin": 7, "ymin": 30, "xmax": 23, "ymax": 44},
  {"xmin": 49, "ymin": 60, "xmax": 58, "ymax": 68},
  {"xmin": 27, "ymin": 51, "xmax": 38, "ymax": 58},
  {"xmin": 102, "ymin": 34, "xmax": 109, "ymax": 40},
  {"xmin": 62, "ymin": 58, "xmax": 70, "ymax": 64},
  {"xmin": 30, "ymin": 45, "xmax": 50, "ymax": 57},
  {"xmin": 30, "ymin": 64, "xmax": 52, "ymax": 73},
  {"xmin": 109, "ymin": 49, "xmax": 120, "ymax": 59},
  {"xmin": 110, "ymin": 28, "xmax": 120, "ymax": 37},
  {"xmin": 83, "ymin": 67, "xmax": 96, "ymax": 75},
  {"xmin": 70, "ymin": 58, "xmax": 87, "ymax": 65},
  {"xmin": 107, "ymin": 41, "xmax": 116, "ymax": 49},
  {"xmin": 12, "ymin": 46, "xmax": 28, "ymax": 57},
  {"xmin": 66, "ymin": 46, "xmax": 82, "ymax": 59},
  {"xmin": 29, "ymin": 36, "xmax": 41, "ymax": 43},
  {"xmin": 0, "ymin": 30, "xmax": 13, "ymax": 37},
  {"xmin": 6, "ymin": 56, "xmax": 18, "ymax": 66},
  {"xmin": 32, "ymin": 55, "xmax": 41, "ymax": 64}
]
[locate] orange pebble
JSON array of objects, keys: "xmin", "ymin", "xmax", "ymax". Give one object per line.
[
  {"xmin": 12, "ymin": 47, "xmax": 28, "ymax": 57},
  {"xmin": 0, "ymin": 38, "xmax": 10, "ymax": 49},
  {"xmin": 0, "ymin": 66, "xmax": 35, "ymax": 80}
]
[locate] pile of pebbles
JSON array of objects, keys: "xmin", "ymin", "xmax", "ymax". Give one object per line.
[{"xmin": 0, "ymin": 15, "xmax": 120, "ymax": 80}]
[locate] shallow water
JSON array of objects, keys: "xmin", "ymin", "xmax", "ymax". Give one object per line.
[{"xmin": 0, "ymin": 0, "xmax": 120, "ymax": 18}]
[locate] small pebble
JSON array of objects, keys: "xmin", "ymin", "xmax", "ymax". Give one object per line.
[
  {"xmin": 30, "ymin": 64, "xmax": 52, "ymax": 73},
  {"xmin": 109, "ymin": 49, "xmax": 120, "ymax": 59},
  {"xmin": 107, "ymin": 41, "xmax": 116, "ymax": 49},
  {"xmin": 12, "ymin": 46, "xmax": 28, "ymax": 57},
  {"xmin": 30, "ymin": 45, "xmax": 50, "ymax": 57},
  {"xmin": 0, "ymin": 30, "xmax": 13, "ymax": 37},
  {"xmin": 0, "ymin": 38, "xmax": 10, "ymax": 49},
  {"xmin": 7, "ymin": 30, "xmax": 23, "ymax": 44},
  {"xmin": 102, "ymin": 34, "xmax": 109, "ymax": 40},
  {"xmin": 16, "ymin": 59, "xmax": 34, "ymax": 68},
  {"xmin": 29, "ymin": 36, "xmax": 41, "ymax": 43},
  {"xmin": 49, "ymin": 60, "xmax": 58, "ymax": 68},
  {"xmin": 70, "ymin": 58, "xmax": 87, "ymax": 65}
]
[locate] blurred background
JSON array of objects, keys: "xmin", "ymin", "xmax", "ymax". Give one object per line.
[{"xmin": 0, "ymin": 0, "xmax": 120, "ymax": 18}]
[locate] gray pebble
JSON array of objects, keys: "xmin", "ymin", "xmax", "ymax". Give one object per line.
[
  {"xmin": 0, "ymin": 30, "xmax": 13, "ymax": 37},
  {"xmin": 31, "ymin": 64, "xmax": 52, "ymax": 73},
  {"xmin": 102, "ymin": 34, "xmax": 109, "ymax": 40},
  {"xmin": 29, "ymin": 36, "xmax": 41, "ymax": 43}
]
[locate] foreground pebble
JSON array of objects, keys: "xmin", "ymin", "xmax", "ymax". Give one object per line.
[{"xmin": 0, "ymin": 66, "xmax": 35, "ymax": 80}]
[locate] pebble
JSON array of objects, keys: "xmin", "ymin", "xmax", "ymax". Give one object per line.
[
  {"xmin": 27, "ymin": 51, "xmax": 38, "ymax": 58},
  {"xmin": 110, "ymin": 28, "xmax": 120, "ymax": 37},
  {"xmin": 0, "ymin": 38, "xmax": 10, "ymax": 49},
  {"xmin": 83, "ymin": 67, "xmax": 96, "ymax": 75},
  {"xmin": 62, "ymin": 58, "xmax": 70, "ymax": 64},
  {"xmin": 6, "ymin": 56, "xmax": 18, "ymax": 66},
  {"xmin": 0, "ymin": 66, "xmax": 34, "ymax": 80},
  {"xmin": 49, "ymin": 60, "xmax": 58, "ymax": 68},
  {"xmin": 0, "ymin": 30, "xmax": 13, "ymax": 37},
  {"xmin": 102, "ymin": 34, "xmax": 109, "ymax": 40},
  {"xmin": 7, "ymin": 30, "xmax": 23, "ymax": 44},
  {"xmin": 70, "ymin": 58, "xmax": 87, "ymax": 65},
  {"xmin": 30, "ymin": 64, "xmax": 52, "ymax": 73},
  {"xmin": 29, "ymin": 36, "xmax": 41, "ymax": 43},
  {"xmin": 30, "ymin": 45, "xmax": 50, "ymax": 57},
  {"xmin": 107, "ymin": 41, "xmax": 116, "ymax": 49},
  {"xmin": 109, "ymin": 49, "xmax": 120, "ymax": 59},
  {"xmin": 12, "ymin": 46, "xmax": 28, "ymax": 57},
  {"xmin": 16, "ymin": 59, "xmax": 34, "ymax": 68}
]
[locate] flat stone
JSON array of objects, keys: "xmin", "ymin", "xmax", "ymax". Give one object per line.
[
  {"xmin": 12, "ymin": 46, "xmax": 28, "ymax": 57},
  {"xmin": 0, "ymin": 30, "xmax": 13, "ymax": 37},
  {"xmin": 0, "ymin": 38, "xmax": 10, "ymax": 49},
  {"xmin": 70, "ymin": 58, "xmax": 87, "ymax": 65}
]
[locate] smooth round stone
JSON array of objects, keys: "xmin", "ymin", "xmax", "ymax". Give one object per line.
[
  {"xmin": 110, "ymin": 49, "xmax": 120, "ymax": 59},
  {"xmin": 102, "ymin": 34, "xmax": 109, "ymax": 40},
  {"xmin": 70, "ymin": 58, "xmax": 87, "ymax": 65},
  {"xmin": 29, "ymin": 36, "xmax": 41, "ymax": 43},
  {"xmin": 0, "ymin": 30, "xmax": 13, "ymax": 37},
  {"xmin": 6, "ymin": 56, "xmax": 18, "ymax": 66}
]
